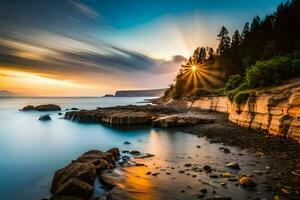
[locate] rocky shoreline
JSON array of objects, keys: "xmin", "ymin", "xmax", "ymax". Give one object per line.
[
  {"xmin": 64, "ymin": 105, "xmax": 214, "ymax": 128},
  {"xmin": 41, "ymin": 103, "xmax": 300, "ymax": 200}
]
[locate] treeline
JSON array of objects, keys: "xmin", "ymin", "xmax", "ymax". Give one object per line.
[
  {"xmin": 218, "ymin": 0, "xmax": 300, "ymax": 79},
  {"xmin": 164, "ymin": 0, "xmax": 300, "ymax": 100}
]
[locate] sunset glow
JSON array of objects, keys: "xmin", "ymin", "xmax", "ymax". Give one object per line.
[{"xmin": 0, "ymin": 0, "xmax": 283, "ymax": 96}]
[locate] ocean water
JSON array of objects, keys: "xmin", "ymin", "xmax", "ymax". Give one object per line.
[
  {"xmin": 0, "ymin": 97, "xmax": 155, "ymax": 199},
  {"xmin": 0, "ymin": 97, "xmax": 279, "ymax": 200}
]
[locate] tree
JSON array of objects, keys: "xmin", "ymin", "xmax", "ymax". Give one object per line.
[
  {"xmin": 241, "ymin": 22, "xmax": 249, "ymax": 42},
  {"xmin": 217, "ymin": 26, "xmax": 231, "ymax": 55},
  {"xmin": 208, "ymin": 47, "xmax": 215, "ymax": 60},
  {"xmin": 198, "ymin": 47, "xmax": 206, "ymax": 63},
  {"xmin": 250, "ymin": 16, "xmax": 261, "ymax": 32},
  {"xmin": 231, "ymin": 30, "xmax": 241, "ymax": 48}
]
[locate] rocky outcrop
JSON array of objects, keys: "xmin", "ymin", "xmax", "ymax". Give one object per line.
[
  {"xmin": 65, "ymin": 105, "xmax": 214, "ymax": 128},
  {"xmin": 191, "ymin": 96, "xmax": 228, "ymax": 113},
  {"xmin": 21, "ymin": 104, "xmax": 61, "ymax": 111},
  {"xmin": 49, "ymin": 148, "xmax": 119, "ymax": 200},
  {"xmin": 189, "ymin": 82, "xmax": 300, "ymax": 143},
  {"xmin": 152, "ymin": 115, "xmax": 214, "ymax": 128},
  {"xmin": 229, "ymin": 83, "xmax": 300, "ymax": 142}
]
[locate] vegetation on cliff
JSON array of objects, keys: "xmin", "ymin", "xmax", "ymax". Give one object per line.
[{"xmin": 164, "ymin": 0, "xmax": 300, "ymax": 102}]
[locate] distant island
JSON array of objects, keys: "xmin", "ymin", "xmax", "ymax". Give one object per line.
[{"xmin": 105, "ymin": 88, "xmax": 166, "ymax": 97}]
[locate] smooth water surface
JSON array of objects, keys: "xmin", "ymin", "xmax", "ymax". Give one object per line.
[{"xmin": 0, "ymin": 97, "xmax": 156, "ymax": 200}]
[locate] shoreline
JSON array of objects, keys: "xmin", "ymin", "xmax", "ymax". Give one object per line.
[{"xmin": 49, "ymin": 104, "xmax": 300, "ymax": 200}]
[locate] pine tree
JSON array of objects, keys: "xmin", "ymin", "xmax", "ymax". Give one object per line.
[
  {"xmin": 231, "ymin": 30, "xmax": 241, "ymax": 48},
  {"xmin": 241, "ymin": 22, "xmax": 249, "ymax": 41},
  {"xmin": 208, "ymin": 48, "xmax": 215, "ymax": 60},
  {"xmin": 217, "ymin": 26, "xmax": 231, "ymax": 55}
]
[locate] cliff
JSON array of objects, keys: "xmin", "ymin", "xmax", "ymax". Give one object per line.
[
  {"xmin": 183, "ymin": 82, "xmax": 300, "ymax": 143},
  {"xmin": 114, "ymin": 88, "xmax": 166, "ymax": 97}
]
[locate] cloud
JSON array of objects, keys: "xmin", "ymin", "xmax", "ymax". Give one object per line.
[
  {"xmin": 70, "ymin": 0, "xmax": 99, "ymax": 20},
  {"xmin": 0, "ymin": 31, "xmax": 186, "ymax": 85}
]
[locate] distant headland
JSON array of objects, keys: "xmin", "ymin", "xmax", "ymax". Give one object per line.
[{"xmin": 104, "ymin": 88, "xmax": 166, "ymax": 97}]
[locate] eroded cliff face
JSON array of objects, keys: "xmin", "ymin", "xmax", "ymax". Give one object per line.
[{"xmin": 189, "ymin": 82, "xmax": 300, "ymax": 143}]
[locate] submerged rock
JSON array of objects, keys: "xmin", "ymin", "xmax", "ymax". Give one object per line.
[
  {"xmin": 39, "ymin": 114, "xmax": 51, "ymax": 121},
  {"xmin": 123, "ymin": 141, "xmax": 131, "ymax": 145}
]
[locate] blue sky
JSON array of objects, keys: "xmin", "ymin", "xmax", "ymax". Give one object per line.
[{"xmin": 0, "ymin": 0, "xmax": 286, "ymax": 96}]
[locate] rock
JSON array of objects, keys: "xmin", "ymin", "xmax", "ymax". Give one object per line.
[
  {"xmin": 39, "ymin": 114, "xmax": 51, "ymax": 121},
  {"xmin": 50, "ymin": 148, "xmax": 119, "ymax": 199},
  {"xmin": 53, "ymin": 178, "xmax": 93, "ymax": 199},
  {"xmin": 184, "ymin": 163, "xmax": 192, "ymax": 167},
  {"xmin": 22, "ymin": 105, "xmax": 34, "ymax": 111},
  {"xmin": 35, "ymin": 104, "xmax": 61, "ymax": 111},
  {"xmin": 123, "ymin": 141, "xmax": 131, "ymax": 145},
  {"xmin": 51, "ymin": 162, "xmax": 96, "ymax": 194},
  {"xmin": 135, "ymin": 153, "xmax": 154, "ymax": 159},
  {"xmin": 146, "ymin": 172, "xmax": 152, "ymax": 175},
  {"xmin": 130, "ymin": 150, "xmax": 141, "ymax": 155},
  {"xmin": 226, "ymin": 162, "xmax": 240, "ymax": 170},
  {"xmin": 58, "ymin": 112, "xmax": 63, "ymax": 116},
  {"xmin": 200, "ymin": 188, "xmax": 207, "ymax": 193},
  {"xmin": 239, "ymin": 176, "xmax": 257, "ymax": 187},
  {"xmin": 209, "ymin": 174, "xmax": 219, "ymax": 178},
  {"xmin": 71, "ymin": 108, "xmax": 79, "ymax": 110},
  {"xmin": 222, "ymin": 172, "xmax": 232, "ymax": 178},
  {"xmin": 203, "ymin": 165, "xmax": 212, "ymax": 172}
]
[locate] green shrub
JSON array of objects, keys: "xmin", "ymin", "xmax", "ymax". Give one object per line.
[
  {"xmin": 245, "ymin": 56, "xmax": 291, "ymax": 88},
  {"xmin": 187, "ymin": 88, "xmax": 212, "ymax": 98},
  {"xmin": 211, "ymin": 87, "xmax": 226, "ymax": 95},
  {"xmin": 226, "ymin": 74, "xmax": 242, "ymax": 91},
  {"xmin": 233, "ymin": 89, "xmax": 255, "ymax": 104}
]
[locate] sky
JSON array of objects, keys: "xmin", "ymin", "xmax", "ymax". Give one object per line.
[{"xmin": 0, "ymin": 0, "xmax": 285, "ymax": 96}]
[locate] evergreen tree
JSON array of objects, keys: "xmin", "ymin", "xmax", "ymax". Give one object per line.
[
  {"xmin": 241, "ymin": 22, "xmax": 249, "ymax": 41},
  {"xmin": 231, "ymin": 30, "xmax": 241, "ymax": 48},
  {"xmin": 217, "ymin": 26, "xmax": 231, "ymax": 55},
  {"xmin": 208, "ymin": 48, "xmax": 215, "ymax": 60}
]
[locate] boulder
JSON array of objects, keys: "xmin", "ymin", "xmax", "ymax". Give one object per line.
[
  {"xmin": 22, "ymin": 105, "xmax": 34, "ymax": 111},
  {"xmin": 54, "ymin": 178, "xmax": 93, "ymax": 199},
  {"xmin": 51, "ymin": 162, "xmax": 96, "ymax": 194},
  {"xmin": 35, "ymin": 104, "xmax": 61, "ymax": 111},
  {"xmin": 50, "ymin": 148, "xmax": 120, "ymax": 199},
  {"xmin": 39, "ymin": 115, "xmax": 51, "ymax": 121},
  {"xmin": 22, "ymin": 104, "xmax": 61, "ymax": 111}
]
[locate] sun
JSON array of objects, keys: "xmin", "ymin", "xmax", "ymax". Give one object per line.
[{"xmin": 191, "ymin": 65, "xmax": 197, "ymax": 72}]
